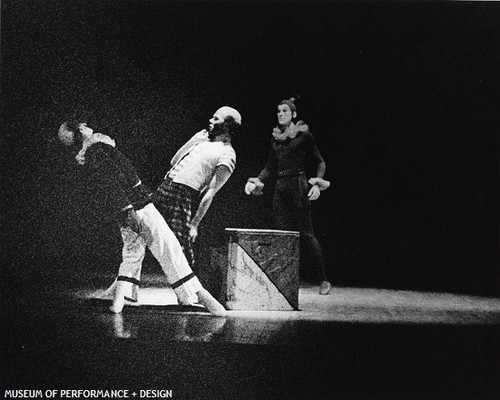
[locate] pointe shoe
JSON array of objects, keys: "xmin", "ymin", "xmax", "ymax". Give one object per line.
[
  {"xmin": 196, "ymin": 289, "xmax": 226, "ymax": 317},
  {"xmin": 110, "ymin": 296, "xmax": 125, "ymax": 314},
  {"xmin": 109, "ymin": 281, "xmax": 127, "ymax": 313},
  {"xmin": 319, "ymin": 280, "xmax": 332, "ymax": 295}
]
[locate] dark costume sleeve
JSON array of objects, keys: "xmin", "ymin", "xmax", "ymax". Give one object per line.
[
  {"xmin": 304, "ymin": 131, "xmax": 326, "ymax": 178},
  {"xmin": 257, "ymin": 140, "xmax": 278, "ymax": 184},
  {"xmin": 84, "ymin": 143, "xmax": 138, "ymax": 215}
]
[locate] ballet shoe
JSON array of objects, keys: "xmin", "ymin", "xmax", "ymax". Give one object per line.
[
  {"xmin": 319, "ymin": 280, "xmax": 332, "ymax": 295},
  {"xmin": 109, "ymin": 281, "xmax": 127, "ymax": 313},
  {"xmin": 109, "ymin": 298, "xmax": 125, "ymax": 314},
  {"xmin": 196, "ymin": 289, "xmax": 226, "ymax": 317}
]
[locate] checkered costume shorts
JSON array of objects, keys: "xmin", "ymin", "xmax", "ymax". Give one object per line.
[{"xmin": 153, "ymin": 178, "xmax": 199, "ymax": 268}]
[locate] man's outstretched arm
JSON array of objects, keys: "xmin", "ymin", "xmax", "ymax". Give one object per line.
[{"xmin": 189, "ymin": 165, "xmax": 232, "ymax": 241}]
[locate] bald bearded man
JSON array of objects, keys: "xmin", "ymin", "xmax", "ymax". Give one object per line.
[{"xmin": 154, "ymin": 106, "xmax": 242, "ymax": 268}]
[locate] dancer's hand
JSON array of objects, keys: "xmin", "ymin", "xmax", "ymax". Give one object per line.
[
  {"xmin": 189, "ymin": 224, "xmax": 198, "ymax": 242},
  {"xmin": 308, "ymin": 185, "xmax": 321, "ymax": 201},
  {"xmin": 308, "ymin": 177, "xmax": 330, "ymax": 191},
  {"xmin": 245, "ymin": 177, "xmax": 264, "ymax": 195},
  {"xmin": 244, "ymin": 181, "xmax": 256, "ymax": 195}
]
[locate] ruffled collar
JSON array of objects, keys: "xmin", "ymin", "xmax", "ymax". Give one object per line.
[
  {"xmin": 272, "ymin": 120, "xmax": 309, "ymax": 142},
  {"xmin": 76, "ymin": 133, "xmax": 116, "ymax": 165}
]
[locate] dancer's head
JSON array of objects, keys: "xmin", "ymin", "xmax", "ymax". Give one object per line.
[
  {"xmin": 208, "ymin": 106, "xmax": 242, "ymax": 141},
  {"xmin": 277, "ymin": 97, "xmax": 297, "ymax": 127},
  {"xmin": 58, "ymin": 120, "xmax": 94, "ymax": 149}
]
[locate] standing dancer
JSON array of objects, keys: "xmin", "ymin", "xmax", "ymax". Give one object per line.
[{"xmin": 245, "ymin": 98, "xmax": 332, "ymax": 295}]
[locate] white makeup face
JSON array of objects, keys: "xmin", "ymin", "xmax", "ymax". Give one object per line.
[
  {"xmin": 78, "ymin": 123, "xmax": 94, "ymax": 140},
  {"xmin": 209, "ymin": 110, "xmax": 225, "ymax": 131},
  {"xmin": 277, "ymin": 104, "xmax": 296, "ymax": 126}
]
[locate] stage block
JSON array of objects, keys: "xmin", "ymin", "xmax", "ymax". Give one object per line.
[{"xmin": 219, "ymin": 228, "xmax": 300, "ymax": 311}]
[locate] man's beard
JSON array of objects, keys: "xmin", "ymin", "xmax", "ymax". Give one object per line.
[{"xmin": 208, "ymin": 122, "xmax": 224, "ymax": 140}]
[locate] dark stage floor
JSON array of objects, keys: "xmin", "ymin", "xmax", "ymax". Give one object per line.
[{"xmin": 2, "ymin": 267, "xmax": 500, "ymax": 400}]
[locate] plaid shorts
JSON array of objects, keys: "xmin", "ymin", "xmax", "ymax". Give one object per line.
[{"xmin": 153, "ymin": 178, "xmax": 199, "ymax": 268}]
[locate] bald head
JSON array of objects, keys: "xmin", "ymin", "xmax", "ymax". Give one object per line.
[
  {"xmin": 208, "ymin": 106, "xmax": 242, "ymax": 141},
  {"xmin": 215, "ymin": 106, "xmax": 242, "ymax": 125}
]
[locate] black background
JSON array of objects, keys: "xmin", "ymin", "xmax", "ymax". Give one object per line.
[{"xmin": 1, "ymin": 0, "xmax": 499, "ymax": 295}]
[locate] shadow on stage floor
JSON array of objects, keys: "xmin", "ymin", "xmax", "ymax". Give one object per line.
[{"xmin": 1, "ymin": 267, "xmax": 500, "ymax": 399}]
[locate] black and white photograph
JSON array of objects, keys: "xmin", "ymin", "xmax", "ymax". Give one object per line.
[{"xmin": 1, "ymin": 0, "xmax": 499, "ymax": 399}]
